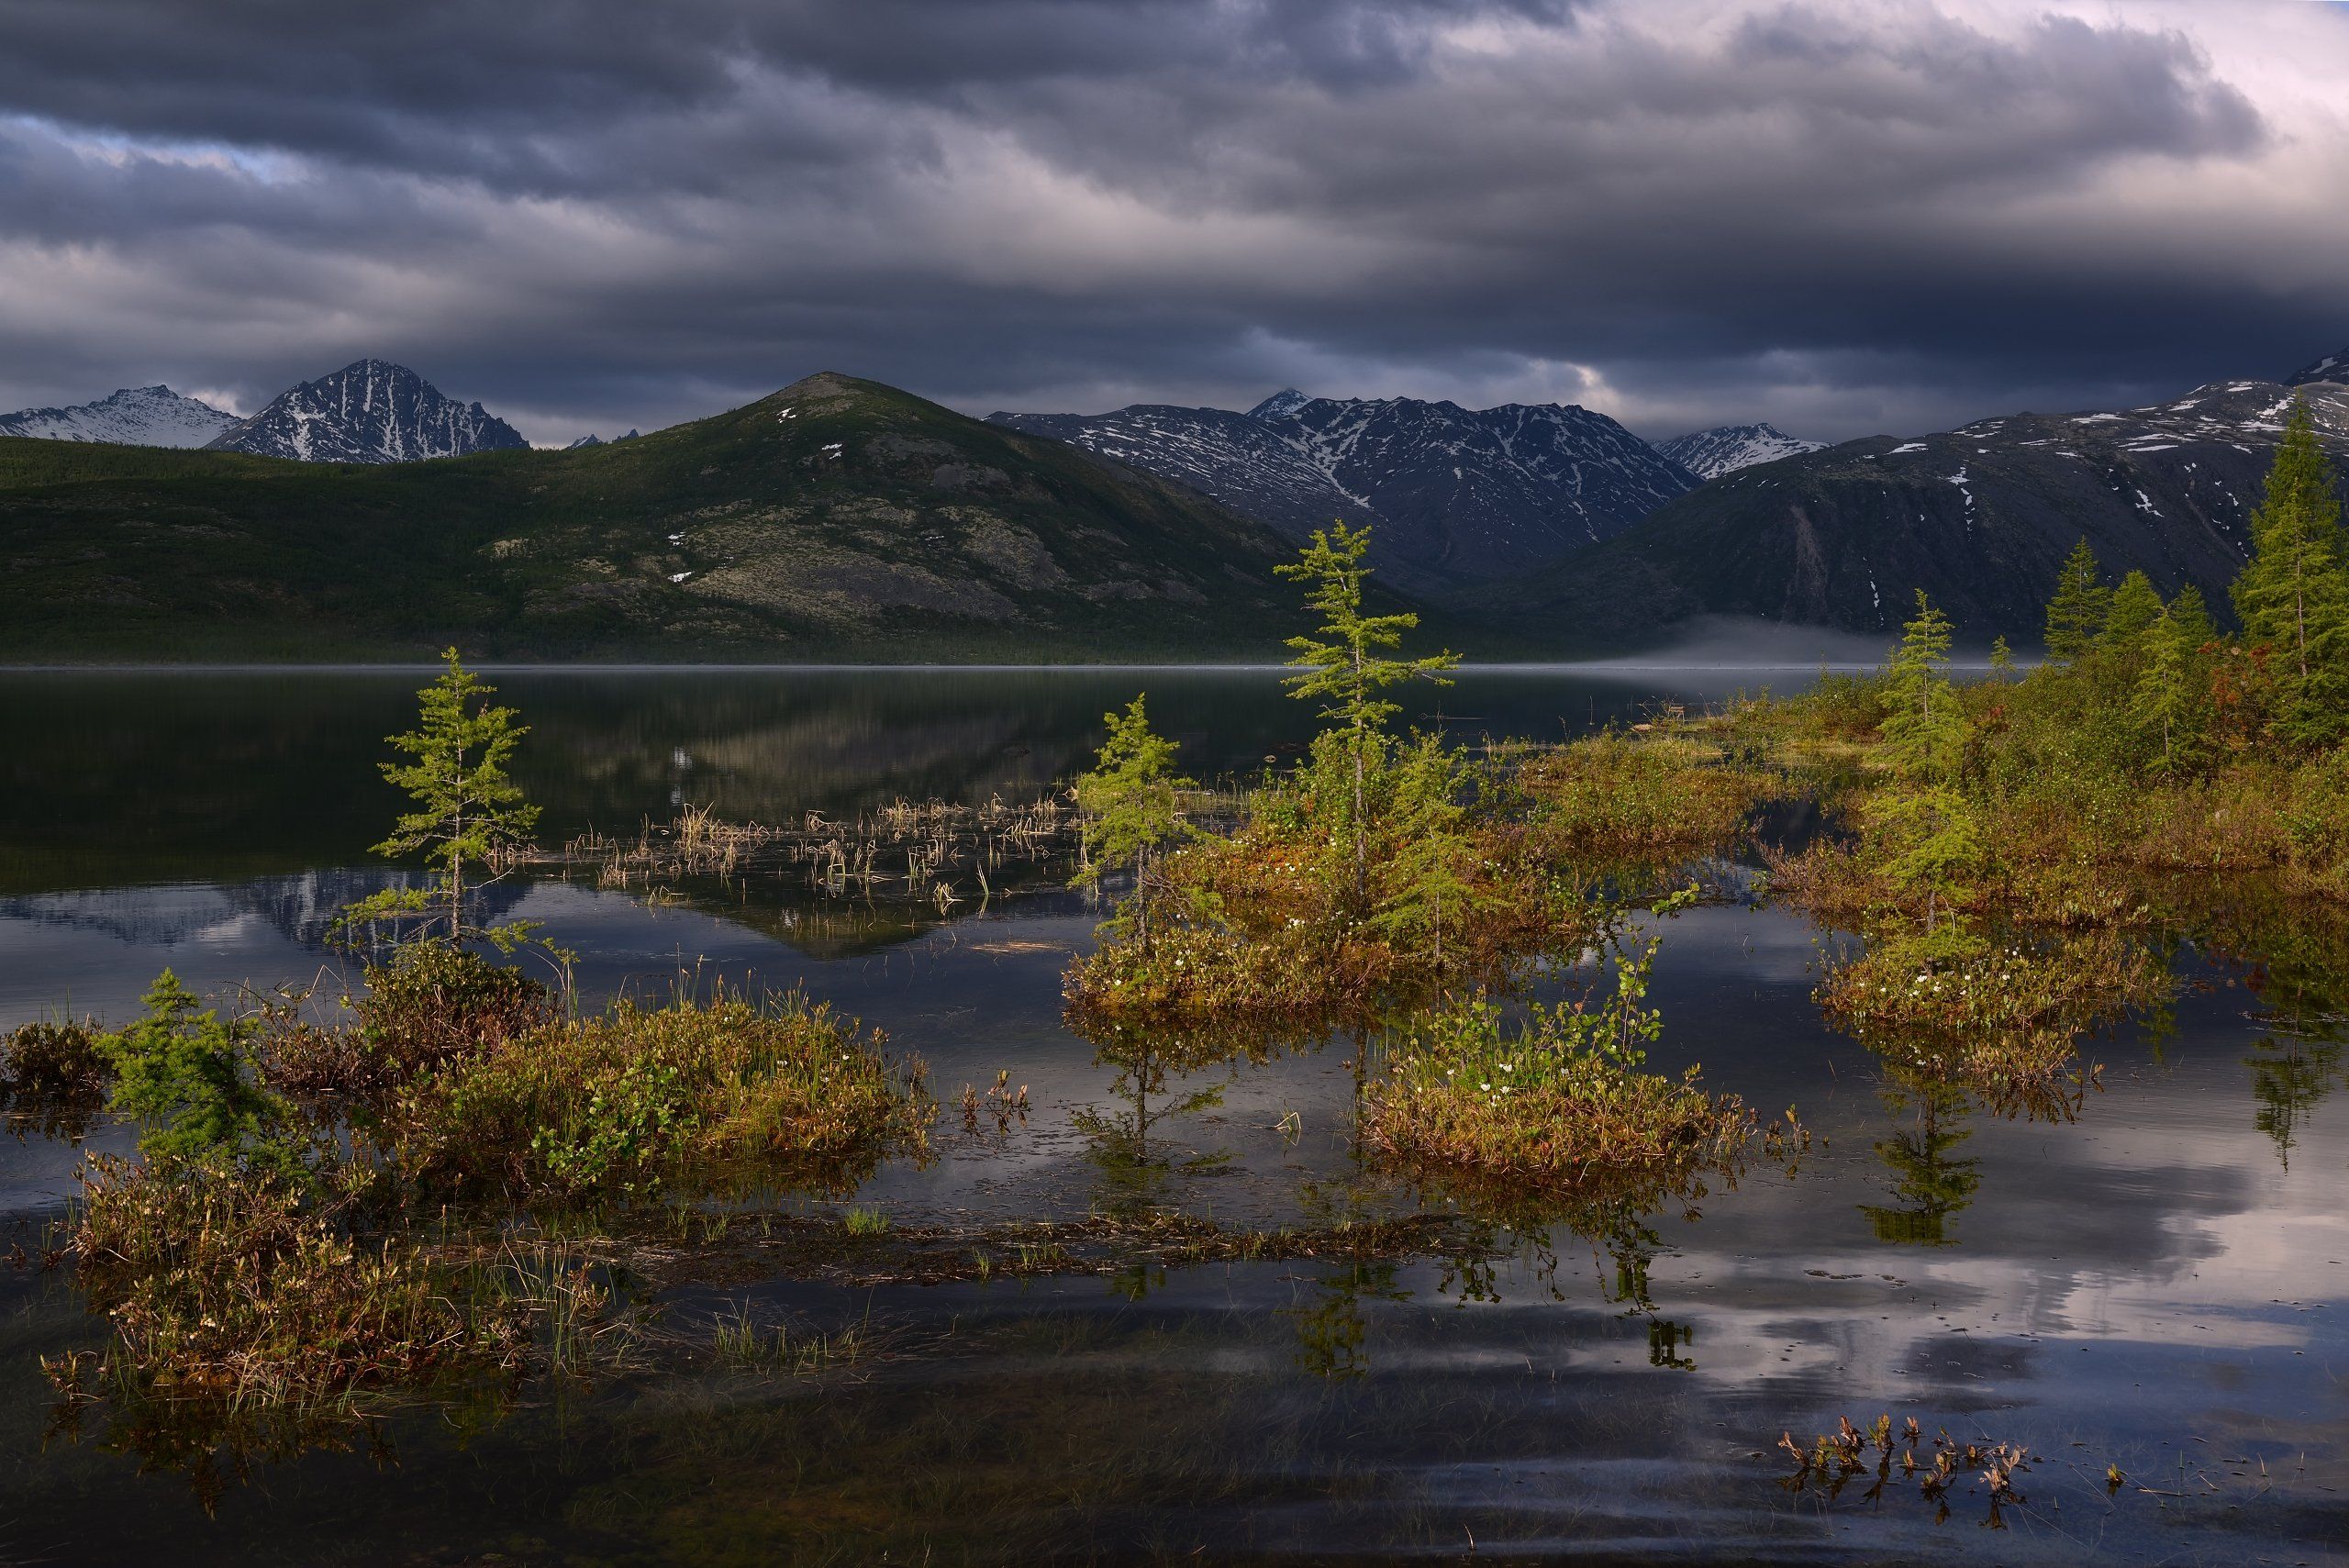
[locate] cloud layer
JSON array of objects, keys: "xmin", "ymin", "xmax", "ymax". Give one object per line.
[{"xmin": 1, "ymin": 0, "xmax": 2343, "ymax": 444}]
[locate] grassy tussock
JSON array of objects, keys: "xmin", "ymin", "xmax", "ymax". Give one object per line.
[
  {"xmin": 61, "ymin": 1155, "xmax": 529, "ymax": 1410},
  {"xmin": 1366, "ymin": 995, "xmax": 1762, "ymax": 1184},
  {"xmin": 384, "ymin": 995, "xmax": 931, "ymax": 1198},
  {"xmin": 1817, "ymin": 929, "xmax": 2165, "ymax": 1082},
  {"xmin": 1516, "ymin": 729, "xmax": 1779, "ymax": 860},
  {"xmin": 1, "ymin": 1016, "xmax": 109, "ymax": 1139},
  {"xmin": 1358, "ymin": 907, "xmax": 1798, "ymax": 1190}
]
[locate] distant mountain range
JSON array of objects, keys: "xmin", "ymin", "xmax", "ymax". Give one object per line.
[
  {"xmin": 991, "ymin": 389, "xmax": 1697, "ymax": 591},
  {"xmin": 0, "ymin": 372, "xmax": 1360, "ymax": 662},
  {"xmin": 1653, "ymin": 422, "xmax": 1825, "ymax": 479},
  {"xmin": 1, "ymin": 360, "xmax": 528, "ymax": 465},
  {"xmin": 7, "ymin": 344, "xmax": 2349, "ymax": 657},
  {"xmin": 0, "ymin": 384, "xmax": 236, "ymax": 447},
  {"xmin": 1503, "ymin": 360, "xmax": 2349, "ymax": 643},
  {"xmin": 205, "ymin": 359, "xmax": 528, "ymax": 462}
]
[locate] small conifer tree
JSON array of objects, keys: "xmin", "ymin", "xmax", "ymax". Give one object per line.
[
  {"xmin": 2043, "ymin": 537, "xmax": 2111, "ymax": 662},
  {"xmin": 2131, "ymin": 606, "xmax": 2206, "ymax": 777},
  {"xmin": 1276, "ymin": 523, "xmax": 1458, "ymax": 905},
  {"xmin": 1073, "ymin": 695, "xmax": 1195, "ymax": 950},
  {"xmin": 2231, "ymin": 399, "xmax": 2349, "ymax": 744},
  {"xmin": 2101, "ymin": 569, "xmax": 2164, "ymax": 648},
  {"xmin": 340, "ymin": 649, "xmax": 542, "ymax": 944},
  {"xmin": 1879, "ymin": 591, "xmax": 1964, "ymax": 781},
  {"xmin": 100, "ymin": 971, "xmax": 302, "ymax": 1175},
  {"xmin": 1369, "ymin": 733, "xmax": 1486, "ymax": 963}
]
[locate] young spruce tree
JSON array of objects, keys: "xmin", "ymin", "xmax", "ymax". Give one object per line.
[
  {"xmin": 2102, "ymin": 569, "xmax": 2165, "ymax": 649},
  {"xmin": 1073, "ymin": 695, "xmax": 1195, "ymax": 951},
  {"xmin": 1879, "ymin": 590, "xmax": 1964, "ymax": 782},
  {"xmin": 2231, "ymin": 398, "xmax": 2349, "ymax": 744},
  {"xmin": 1276, "ymin": 523, "xmax": 1458, "ymax": 906},
  {"xmin": 340, "ymin": 649, "xmax": 542, "ymax": 944},
  {"xmin": 2131, "ymin": 606, "xmax": 2206, "ymax": 778},
  {"xmin": 2043, "ymin": 537, "xmax": 2111, "ymax": 663}
]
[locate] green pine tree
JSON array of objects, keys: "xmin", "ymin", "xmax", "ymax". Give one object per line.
[
  {"xmin": 340, "ymin": 649, "xmax": 542, "ymax": 944},
  {"xmin": 1073, "ymin": 695, "xmax": 1196, "ymax": 951},
  {"xmin": 2169, "ymin": 583, "xmax": 2218, "ymax": 649},
  {"xmin": 2102, "ymin": 569, "xmax": 2164, "ymax": 647},
  {"xmin": 1368, "ymin": 733, "xmax": 1486, "ymax": 963},
  {"xmin": 2043, "ymin": 537, "xmax": 2111, "ymax": 662},
  {"xmin": 1276, "ymin": 523, "xmax": 1458, "ymax": 905},
  {"xmin": 1879, "ymin": 591, "xmax": 1964, "ymax": 781},
  {"xmin": 2131, "ymin": 606, "xmax": 2206, "ymax": 777},
  {"xmin": 100, "ymin": 971, "xmax": 303, "ymax": 1174},
  {"xmin": 1988, "ymin": 635, "xmax": 2016, "ymax": 681},
  {"xmin": 2232, "ymin": 398, "xmax": 2349, "ymax": 743}
]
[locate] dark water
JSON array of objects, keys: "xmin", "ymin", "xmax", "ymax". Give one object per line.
[{"xmin": 0, "ymin": 669, "xmax": 2342, "ymax": 1566}]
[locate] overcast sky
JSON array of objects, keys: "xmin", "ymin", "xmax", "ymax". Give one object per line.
[{"xmin": 2, "ymin": 0, "xmax": 2345, "ymax": 446}]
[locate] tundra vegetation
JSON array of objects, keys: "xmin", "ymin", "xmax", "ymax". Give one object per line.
[
  {"xmin": 15, "ymin": 406, "xmax": 2343, "ymax": 1508},
  {"xmin": 35, "ymin": 657, "xmax": 933, "ymax": 1488}
]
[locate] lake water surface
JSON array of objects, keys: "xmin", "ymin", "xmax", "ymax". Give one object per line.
[{"xmin": 0, "ymin": 668, "xmax": 2342, "ymax": 1565}]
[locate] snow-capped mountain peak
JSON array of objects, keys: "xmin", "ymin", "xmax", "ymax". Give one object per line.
[
  {"xmin": 1653, "ymin": 422, "xmax": 1826, "ymax": 480},
  {"xmin": 206, "ymin": 360, "xmax": 529, "ymax": 464},
  {"xmin": 1246, "ymin": 388, "xmax": 1312, "ymax": 422},
  {"xmin": 0, "ymin": 384, "xmax": 238, "ymax": 448}
]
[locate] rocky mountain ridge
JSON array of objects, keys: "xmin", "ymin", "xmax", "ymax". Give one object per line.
[
  {"xmin": 205, "ymin": 359, "xmax": 529, "ymax": 463},
  {"xmin": 0, "ymin": 384, "xmax": 237, "ymax": 447},
  {"xmin": 1653, "ymin": 421, "xmax": 1825, "ymax": 479},
  {"xmin": 990, "ymin": 388, "xmax": 1696, "ymax": 591},
  {"xmin": 1503, "ymin": 372, "xmax": 2349, "ymax": 646}
]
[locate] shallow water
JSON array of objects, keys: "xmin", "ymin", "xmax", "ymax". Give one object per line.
[{"xmin": 0, "ymin": 668, "xmax": 2342, "ymax": 1565}]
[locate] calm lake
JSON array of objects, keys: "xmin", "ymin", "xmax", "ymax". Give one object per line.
[{"xmin": 1, "ymin": 667, "xmax": 2342, "ymax": 1566}]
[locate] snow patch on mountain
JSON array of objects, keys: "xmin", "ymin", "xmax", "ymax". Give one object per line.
[
  {"xmin": 0, "ymin": 385, "xmax": 238, "ymax": 448},
  {"xmin": 2288, "ymin": 345, "xmax": 2349, "ymax": 387},
  {"xmin": 1653, "ymin": 422, "xmax": 1825, "ymax": 479},
  {"xmin": 206, "ymin": 360, "xmax": 529, "ymax": 464}
]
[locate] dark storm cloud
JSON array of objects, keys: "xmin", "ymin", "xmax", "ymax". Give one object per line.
[{"xmin": 0, "ymin": 0, "xmax": 2339, "ymax": 444}]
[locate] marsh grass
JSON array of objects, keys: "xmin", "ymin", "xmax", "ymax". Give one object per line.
[
  {"xmin": 705, "ymin": 1301, "xmax": 873, "ymax": 1373},
  {"xmin": 382, "ymin": 990, "xmax": 931, "ymax": 1200},
  {"xmin": 1513, "ymin": 728, "xmax": 1781, "ymax": 862},
  {"xmin": 1819, "ymin": 928, "xmax": 2168, "ymax": 1084},
  {"xmin": 1, "ymin": 1015, "xmax": 109, "ymax": 1140},
  {"xmin": 1779, "ymin": 1412, "xmax": 2038, "ymax": 1528},
  {"xmin": 59, "ymin": 1154, "xmax": 536, "ymax": 1412}
]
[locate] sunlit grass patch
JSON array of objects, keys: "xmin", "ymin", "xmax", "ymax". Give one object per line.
[
  {"xmin": 385, "ymin": 992, "xmax": 931, "ymax": 1200},
  {"xmin": 1516, "ymin": 728, "xmax": 1780, "ymax": 860},
  {"xmin": 58, "ymin": 1154, "xmax": 533, "ymax": 1413},
  {"xmin": 1819, "ymin": 928, "xmax": 2168, "ymax": 1083},
  {"xmin": 1366, "ymin": 994, "xmax": 1762, "ymax": 1184}
]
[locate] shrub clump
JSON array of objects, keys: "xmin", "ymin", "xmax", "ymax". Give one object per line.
[
  {"xmin": 385, "ymin": 995, "xmax": 931, "ymax": 1198},
  {"xmin": 63, "ymin": 1154, "xmax": 528, "ymax": 1411},
  {"xmin": 1818, "ymin": 929, "xmax": 2165, "ymax": 1082},
  {"xmin": 269, "ymin": 942, "xmax": 557, "ymax": 1112},
  {"xmin": 1518, "ymin": 728, "xmax": 1778, "ymax": 861},
  {"xmin": 2, "ymin": 1016, "xmax": 110, "ymax": 1139},
  {"xmin": 1366, "ymin": 922, "xmax": 1773, "ymax": 1184}
]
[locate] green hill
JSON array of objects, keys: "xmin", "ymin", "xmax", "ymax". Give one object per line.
[{"xmin": 0, "ymin": 373, "xmax": 1356, "ymax": 662}]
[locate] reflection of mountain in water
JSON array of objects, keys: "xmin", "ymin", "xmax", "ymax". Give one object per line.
[{"xmin": 0, "ymin": 870, "xmax": 529, "ymax": 951}]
